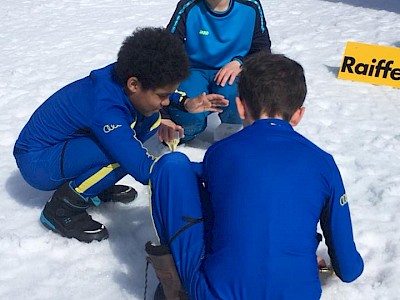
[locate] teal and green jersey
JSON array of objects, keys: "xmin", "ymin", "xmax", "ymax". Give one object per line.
[{"xmin": 167, "ymin": 0, "xmax": 271, "ymax": 69}]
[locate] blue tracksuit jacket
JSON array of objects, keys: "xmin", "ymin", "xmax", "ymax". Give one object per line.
[
  {"xmin": 201, "ymin": 119, "xmax": 364, "ymax": 299},
  {"xmin": 14, "ymin": 64, "xmax": 184, "ymax": 193},
  {"xmin": 150, "ymin": 118, "xmax": 364, "ymax": 299}
]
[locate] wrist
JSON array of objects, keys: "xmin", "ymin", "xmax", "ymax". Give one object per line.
[
  {"xmin": 180, "ymin": 96, "xmax": 189, "ymax": 112},
  {"xmin": 231, "ymin": 56, "xmax": 243, "ymax": 65}
]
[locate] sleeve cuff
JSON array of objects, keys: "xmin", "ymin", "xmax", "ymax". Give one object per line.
[{"xmin": 232, "ymin": 56, "xmax": 244, "ymax": 65}]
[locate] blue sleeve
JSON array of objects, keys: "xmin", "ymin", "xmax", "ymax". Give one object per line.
[
  {"xmin": 246, "ymin": 0, "xmax": 272, "ymax": 57},
  {"xmin": 168, "ymin": 90, "xmax": 188, "ymax": 111},
  {"xmin": 90, "ymin": 103, "xmax": 156, "ymax": 185},
  {"xmin": 166, "ymin": 0, "xmax": 189, "ymax": 41},
  {"xmin": 320, "ymin": 158, "xmax": 364, "ymax": 282},
  {"xmin": 134, "ymin": 113, "xmax": 161, "ymax": 142},
  {"xmin": 231, "ymin": 0, "xmax": 272, "ymax": 64},
  {"xmin": 161, "ymin": 91, "xmax": 188, "ymax": 119}
]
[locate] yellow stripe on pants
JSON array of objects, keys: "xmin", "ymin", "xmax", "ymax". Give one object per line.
[{"xmin": 74, "ymin": 163, "xmax": 120, "ymax": 194}]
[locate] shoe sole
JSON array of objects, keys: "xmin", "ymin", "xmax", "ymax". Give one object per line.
[
  {"xmin": 40, "ymin": 211, "xmax": 109, "ymax": 243},
  {"xmin": 117, "ymin": 186, "xmax": 138, "ymax": 203},
  {"xmin": 101, "ymin": 187, "xmax": 138, "ymax": 204}
]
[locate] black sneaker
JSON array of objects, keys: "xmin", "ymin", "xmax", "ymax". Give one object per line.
[
  {"xmin": 40, "ymin": 182, "xmax": 109, "ymax": 243},
  {"xmin": 97, "ymin": 185, "xmax": 138, "ymax": 204}
]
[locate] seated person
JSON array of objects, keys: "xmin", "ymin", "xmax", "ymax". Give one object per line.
[
  {"xmin": 146, "ymin": 52, "xmax": 364, "ymax": 299},
  {"xmin": 13, "ymin": 27, "xmax": 227, "ymax": 243},
  {"xmin": 160, "ymin": 0, "xmax": 272, "ymax": 143}
]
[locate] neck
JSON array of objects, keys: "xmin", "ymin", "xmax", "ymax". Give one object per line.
[
  {"xmin": 244, "ymin": 114, "xmax": 284, "ymax": 127},
  {"xmin": 207, "ymin": 0, "xmax": 230, "ymax": 11}
]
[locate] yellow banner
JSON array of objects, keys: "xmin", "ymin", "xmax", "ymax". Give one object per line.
[{"xmin": 338, "ymin": 41, "xmax": 400, "ymax": 89}]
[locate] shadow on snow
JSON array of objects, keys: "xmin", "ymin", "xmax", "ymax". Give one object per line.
[{"xmin": 5, "ymin": 170, "xmax": 158, "ymax": 298}]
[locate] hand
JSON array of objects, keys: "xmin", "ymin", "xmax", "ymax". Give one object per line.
[
  {"xmin": 317, "ymin": 256, "xmax": 327, "ymax": 268},
  {"xmin": 214, "ymin": 60, "xmax": 241, "ymax": 86},
  {"xmin": 317, "ymin": 256, "xmax": 334, "ymax": 274},
  {"xmin": 158, "ymin": 119, "xmax": 184, "ymax": 142},
  {"xmin": 184, "ymin": 92, "xmax": 229, "ymax": 113}
]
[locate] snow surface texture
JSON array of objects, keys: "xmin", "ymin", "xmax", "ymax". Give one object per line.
[{"xmin": 1, "ymin": 0, "xmax": 400, "ymax": 299}]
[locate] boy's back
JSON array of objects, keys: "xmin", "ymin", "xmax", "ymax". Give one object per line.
[
  {"xmin": 202, "ymin": 118, "xmax": 362, "ymax": 299},
  {"xmin": 146, "ymin": 52, "xmax": 363, "ymax": 300}
]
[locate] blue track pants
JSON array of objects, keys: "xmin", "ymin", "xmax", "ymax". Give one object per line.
[{"xmin": 149, "ymin": 152, "xmax": 219, "ymax": 299}]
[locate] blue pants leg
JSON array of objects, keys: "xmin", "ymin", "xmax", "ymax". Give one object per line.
[
  {"xmin": 165, "ymin": 69, "xmax": 242, "ymax": 141},
  {"xmin": 150, "ymin": 152, "xmax": 217, "ymax": 299},
  {"xmin": 210, "ymin": 78, "xmax": 242, "ymax": 125},
  {"xmin": 14, "ymin": 136, "xmax": 127, "ymax": 198}
]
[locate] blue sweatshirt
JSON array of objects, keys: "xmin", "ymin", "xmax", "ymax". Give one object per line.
[
  {"xmin": 202, "ymin": 119, "xmax": 364, "ymax": 299},
  {"xmin": 15, "ymin": 64, "xmax": 183, "ymax": 185}
]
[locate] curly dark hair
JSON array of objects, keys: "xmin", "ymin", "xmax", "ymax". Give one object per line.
[
  {"xmin": 115, "ymin": 27, "xmax": 189, "ymax": 90},
  {"xmin": 238, "ymin": 52, "xmax": 307, "ymax": 121}
]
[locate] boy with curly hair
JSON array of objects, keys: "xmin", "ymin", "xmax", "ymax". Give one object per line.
[{"xmin": 14, "ymin": 27, "xmax": 227, "ymax": 243}]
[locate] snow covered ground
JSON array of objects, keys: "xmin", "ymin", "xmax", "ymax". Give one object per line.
[{"xmin": 1, "ymin": 0, "xmax": 400, "ymax": 299}]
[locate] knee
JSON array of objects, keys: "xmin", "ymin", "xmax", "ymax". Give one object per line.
[
  {"xmin": 163, "ymin": 152, "xmax": 190, "ymax": 164},
  {"xmin": 215, "ymin": 81, "xmax": 238, "ymax": 101},
  {"xmin": 153, "ymin": 152, "xmax": 191, "ymax": 174},
  {"xmin": 218, "ymin": 94, "xmax": 241, "ymax": 124}
]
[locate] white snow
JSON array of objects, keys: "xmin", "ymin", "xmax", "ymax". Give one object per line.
[{"xmin": 1, "ymin": 0, "xmax": 400, "ymax": 299}]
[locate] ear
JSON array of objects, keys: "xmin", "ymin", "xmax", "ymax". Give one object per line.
[
  {"xmin": 289, "ymin": 107, "xmax": 305, "ymax": 126},
  {"xmin": 235, "ymin": 97, "xmax": 246, "ymax": 120},
  {"xmin": 126, "ymin": 77, "xmax": 139, "ymax": 94}
]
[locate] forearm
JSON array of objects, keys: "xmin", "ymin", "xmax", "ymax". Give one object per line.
[{"xmin": 321, "ymin": 199, "xmax": 364, "ymax": 282}]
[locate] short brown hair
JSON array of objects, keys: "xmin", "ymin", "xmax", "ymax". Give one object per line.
[{"xmin": 238, "ymin": 52, "xmax": 307, "ymax": 121}]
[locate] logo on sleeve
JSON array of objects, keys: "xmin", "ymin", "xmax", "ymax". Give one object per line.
[
  {"xmin": 103, "ymin": 124, "xmax": 122, "ymax": 133},
  {"xmin": 340, "ymin": 194, "xmax": 348, "ymax": 206}
]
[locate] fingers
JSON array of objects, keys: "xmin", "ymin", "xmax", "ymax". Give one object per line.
[
  {"xmin": 158, "ymin": 120, "xmax": 183, "ymax": 142},
  {"xmin": 207, "ymin": 94, "xmax": 229, "ymax": 107},
  {"xmin": 216, "ymin": 98, "xmax": 229, "ymax": 106},
  {"xmin": 215, "ymin": 61, "xmax": 241, "ymax": 86},
  {"xmin": 214, "ymin": 69, "xmax": 222, "ymax": 85},
  {"xmin": 215, "ymin": 70, "xmax": 229, "ymax": 87},
  {"xmin": 205, "ymin": 93, "xmax": 226, "ymax": 100},
  {"xmin": 228, "ymin": 70, "xmax": 240, "ymax": 85},
  {"xmin": 216, "ymin": 70, "xmax": 239, "ymax": 87},
  {"xmin": 158, "ymin": 125, "xmax": 169, "ymax": 142},
  {"xmin": 220, "ymin": 72, "xmax": 231, "ymax": 86},
  {"xmin": 317, "ymin": 256, "xmax": 327, "ymax": 268},
  {"xmin": 186, "ymin": 93, "xmax": 228, "ymax": 113},
  {"xmin": 177, "ymin": 127, "xmax": 185, "ymax": 138},
  {"xmin": 208, "ymin": 107, "xmax": 224, "ymax": 113},
  {"xmin": 157, "ymin": 128, "xmax": 163, "ymax": 142}
]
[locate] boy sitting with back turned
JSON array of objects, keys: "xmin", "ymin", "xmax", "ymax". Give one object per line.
[{"xmin": 146, "ymin": 52, "xmax": 364, "ymax": 299}]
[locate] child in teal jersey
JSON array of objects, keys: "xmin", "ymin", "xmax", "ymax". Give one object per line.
[{"xmin": 159, "ymin": 0, "xmax": 272, "ymax": 143}]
